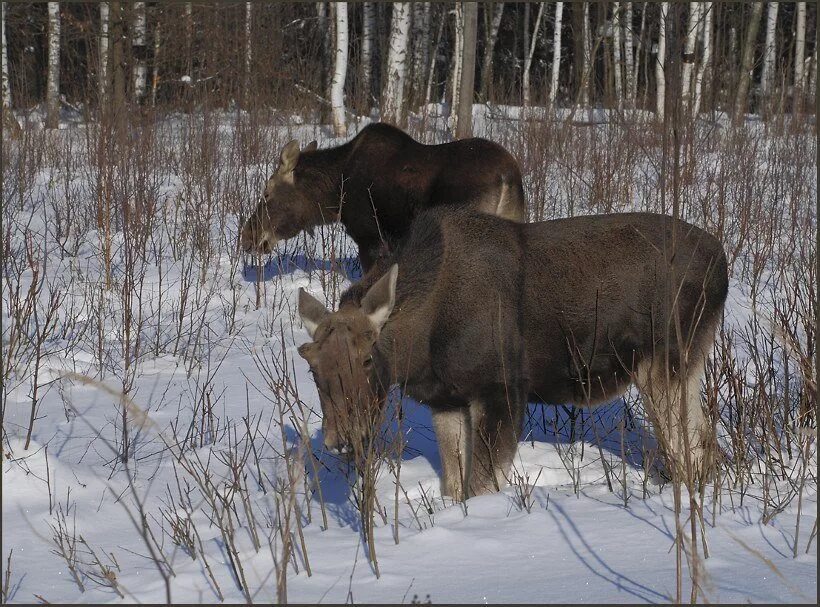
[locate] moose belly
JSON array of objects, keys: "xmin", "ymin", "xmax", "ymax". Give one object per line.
[{"xmin": 528, "ymin": 351, "xmax": 634, "ymax": 407}]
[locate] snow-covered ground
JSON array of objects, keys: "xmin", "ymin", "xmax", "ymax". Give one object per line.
[{"xmin": 2, "ymin": 105, "xmax": 816, "ymax": 603}]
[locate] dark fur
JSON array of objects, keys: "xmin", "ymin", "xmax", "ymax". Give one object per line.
[
  {"xmin": 338, "ymin": 208, "xmax": 728, "ymax": 495},
  {"xmin": 241, "ymin": 123, "xmax": 526, "ymax": 270}
]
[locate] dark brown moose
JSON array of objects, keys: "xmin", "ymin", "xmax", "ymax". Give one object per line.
[
  {"xmin": 298, "ymin": 208, "xmax": 729, "ymax": 500},
  {"xmin": 240, "ymin": 122, "xmax": 526, "ymax": 271}
]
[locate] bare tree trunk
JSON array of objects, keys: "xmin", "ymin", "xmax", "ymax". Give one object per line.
[
  {"xmin": 110, "ymin": 1, "xmax": 126, "ymax": 135},
  {"xmin": 480, "ymin": 2, "xmax": 504, "ymax": 100},
  {"xmin": 382, "ymin": 2, "xmax": 410, "ymax": 123},
  {"xmin": 46, "ymin": 2, "xmax": 60, "ymax": 129},
  {"xmin": 456, "ymin": 1, "xmax": 478, "ymax": 138},
  {"xmin": 331, "ymin": 2, "xmax": 348, "ymax": 136},
  {"xmin": 656, "ymin": 2, "xmax": 668, "ymax": 119},
  {"xmin": 151, "ymin": 15, "xmax": 160, "ymax": 106},
  {"xmin": 243, "ymin": 2, "xmax": 252, "ymax": 104},
  {"xmin": 548, "ymin": 1, "xmax": 564, "ymax": 107},
  {"xmin": 1, "ymin": 1, "xmax": 10, "ymax": 108},
  {"xmin": 623, "ymin": 1, "xmax": 634, "ymax": 107},
  {"xmin": 132, "ymin": 2, "xmax": 147, "ymax": 101},
  {"xmin": 451, "ymin": 3, "xmax": 463, "ymax": 115},
  {"xmin": 582, "ymin": 2, "xmax": 592, "ymax": 106},
  {"xmin": 633, "ymin": 1, "xmax": 645, "ymax": 103},
  {"xmin": 794, "ymin": 1, "xmax": 807, "ymax": 112},
  {"xmin": 760, "ymin": 2, "xmax": 779, "ymax": 98},
  {"xmin": 99, "ymin": 3, "xmax": 110, "ymax": 104},
  {"xmin": 412, "ymin": 2, "xmax": 431, "ymax": 102},
  {"xmin": 522, "ymin": 2, "xmax": 545, "ymax": 107},
  {"xmin": 613, "ymin": 2, "xmax": 623, "ymax": 108},
  {"xmin": 680, "ymin": 2, "xmax": 699, "ymax": 110},
  {"xmin": 692, "ymin": 2, "xmax": 713, "ymax": 117},
  {"xmin": 1, "ymin": 1, "xmax": 18, "ymax": 135},
  {"xmin": 361, "ymin": 1, "xmax": 374, "ymax": 106},
  {"xmin": 425, "ymin": 9, "xmax": 446, "ymax": 105},
  {"xmin": 733, "ymin": 0, "xmax": 763, "ymax": 121}
]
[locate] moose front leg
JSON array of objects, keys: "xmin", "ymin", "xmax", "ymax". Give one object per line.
[
  {"xmin": 469, "ymin": 390, "xmax": 524, "ymax": 496},
  {"xmin": 431, "ymin": 406, "xmax": 473, "ymax": 501}
]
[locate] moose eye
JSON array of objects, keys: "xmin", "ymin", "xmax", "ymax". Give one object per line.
[{"xmin": 362, "ymin": 357, "xmax": 373, "ymax": 369}]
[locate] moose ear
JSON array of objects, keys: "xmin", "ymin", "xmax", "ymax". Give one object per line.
[
  {"xmin": 298, "ymin": 288, "xmax": 329, "ymax": 338},
  {"xmin": 279, "ymin": 139, "xmax": 301, "ymax": 174},
  {"xmin": 303, "ymin": 140, "xmax": 318, "ymax": 153},
  {"xmin": 360, "ymin": 264, "xmax": 398, "ymax": 334}
]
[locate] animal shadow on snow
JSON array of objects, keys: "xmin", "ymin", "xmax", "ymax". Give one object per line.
[
  {"xmin": 284, "ymin": 393, "xmax": 657, "ymax": 533},
  {"xmin": 242, "ymin": 253, "xmax": 363, "ymax": 283}
]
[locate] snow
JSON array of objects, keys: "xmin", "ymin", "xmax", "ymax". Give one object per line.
[{"xmin": 2, "ymin": 105, "xmax": 816, "ymax": 604}]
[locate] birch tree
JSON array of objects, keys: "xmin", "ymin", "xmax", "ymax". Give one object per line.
[
  {"xmin": 1, "ymin": 1, "xmax": 10, "ymax": 108},
  {"xmin": 582, "ymin": 2, "xmax": 591, "ymax": 106},
  {"xmin": 361, "ymin": 2, "xmax": 375, "ymax": 104},
  {"xmin": 480, "ymin": 2, "xmax": 505, "ymax": 100},
  {"xmin": 331, "ymin": 2, "xmax": 348, "ymax": 136},
  {"xmin": 734, "ymin": 0, "xmax": 764, "ymax": 120},
  {"xmin": 1, "ymin": 1, "xmax": 18, "ymax": 135},
  {"xmin": 46, "ymin": 2, "xmax": 60, "ymax": 129},
  {"xmin": 244, "ymin": 2, "xmax": 252, "ymax": 103},
  {"xmin": 382, "ymin": 2, "xmax": 410, "ymax": 123},
  {"xmin": 522, "ymin": 2, "xmax": 545, "ymax": 107},
  {"xmin": 680, "ymin": 2, "xmax": 700, "ymax": 110},
  {"xmin": 760, "ymin": 2, "xmax": 779, "ymax": 98},
  {"xmin": 455, "ymin": 1, "xmax": 477, "ymax": 138},
  {"xmin": 132, "ymin": 2, "xmax": 147, "ymax": 100},
  {"xmin": 692, "ymin": 2, "xmax": 713, "ymax": 117},
  {"xmin": 613, "ymin": 2, "xmax": 623, "ymax": 108},
  {"xmin": 794, "ymin": 1, "xmax": 807, "ymax": 110},
  {"xmin": 451, "ymin": 4, "xmax": 463, "ymax": 115},
  {"xmin": 656, "ymin": 2, "xmax": 668, "ymax": 120},
  {"xmin": 99, "ymin": 3, "xmax": 109, "ymax": 103},
  {"xmin": 548, "ymin": 1, "xmax": 564, "ymax": 107},
  {"xmin": 623, "ymin": 2, "xmax": 634, "ymax": 107}
]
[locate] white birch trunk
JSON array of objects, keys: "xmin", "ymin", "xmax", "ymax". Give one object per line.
[
  {"xmin": 382, "ymin": 2, "xmax": 410, "ymax": 123},
  {"xmin": 760, "ymin": 2, "xmax": 779, "ymax": 96},
  {"xmin": 451, "ymin": 4, "xmax": 463, "ymax": 116},
  {"xmin": 655, "ymin": 2, "xmax": 668, "ymax": 120},
  {"xmin": 1, "ymin": 2, "xmax": 10, "ymax": 108},
  {"xmin": 46, "ymin": 2, "xmax": 60, "ymax": 128},
  {"xmin": 455, "ymin": 1, "xmax": 478, "ymax": 138},
  {"xmin": 331, "ymin": 2, "xmax": 348, "ymax": 136},
  {"xmin": 522, "ymin": 2, "xmax": 545, "ymax": 107},
  {"xmin": 795, "ymin": 2, "xmax": 807, "ymax": 101},
  {"xmin": 613, "ymin": 2, "xmax": 623, "ymax": 108},
  {"xmin": 692, "ymin": 2, "xmax": 713, "ymax": 117},
  {"xmin": 361, "ymin": 2, "xmax": 374, "ymax": 102},
  {"xmin": 681, "ymin": 2, "xmax": 699, "ymax": 109},
  {"xmin": 480, "ymin": 2, "xmax": 504, "ymax": 99},
  {"xmin": 99, "ymin": 3, "xmax": 109, "ymax": 103},
  {"xmin": 132, "ymin": 2, "xmax": 146, "ymax": 100},
  {"xmin": 623, "ymin": 2, "xmax": 634, "ymax": 107},
  {"xmin": 244, "ymin": 2, "xmax": 252, "ymax": 101},
  {"xmin": 548, "ymin": 1, "xmax": 564, "ymax": 107}
]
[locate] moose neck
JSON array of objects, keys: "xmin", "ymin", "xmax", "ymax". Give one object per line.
[{"xmin": 297, "ymin": 143, "xmax": 353, "ymax": 224}]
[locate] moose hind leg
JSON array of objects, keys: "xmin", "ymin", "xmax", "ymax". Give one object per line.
[
  {"xmin": 635, "ymin": 353, "xmax": 711, "ymax": 482},
  {"xmin": 431, "ymin": 407, "xmax": 473, "ymax": 501},
  {"xmin": 469, "ymin": 390, "xmax": 524, "ymax": 496}
]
